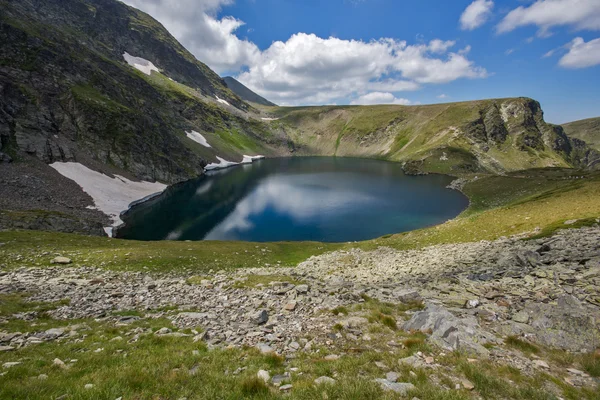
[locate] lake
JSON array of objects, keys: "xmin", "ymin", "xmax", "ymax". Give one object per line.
[{"xmin": 117, "ymin": 157, "xmax": 469, "ymax": 242}]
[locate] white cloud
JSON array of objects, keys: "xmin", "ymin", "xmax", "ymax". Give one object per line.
[
  {"xmin": 460, "ymin": 0, "xmax": 495, "ymax": 30},
  {"xmin": 122, "ymin": 1, "xmax": 488, "ymax": 105},
  {"xmin": 437, "ymin": 94, "xmax": 449, "ymax": 99},
  {"xmin": 238, "ymin": 34, "xmax": 487, "ymax": 105},
  {"xmin": 497, "ymin": 0, "xmax": 600, "ymax": 36},
  {"xmin": 122, "ymin": 0, "xmax": 259, "ymax": 73},
  {"xmin": 543, "ymin": 49, "xmax": 556, "ymax": 57},
  {"xmin": 558, "ymin": 37, "xmax": 600, "ymax": 68},
  {"xmin": 350, "ymin": 92, "xmax": 412, "ymax": 105},
  {"xmin": 505, "ymin": 48, "xmax": 515, "ymax": 55},
  {"xmin": 428, "ymin": 39, "xmax": 456, "ymax": 53}
]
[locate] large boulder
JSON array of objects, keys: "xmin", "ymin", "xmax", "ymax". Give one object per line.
[{"xmin": 402, "ymin": 303, "xmax": 497, "ymax": 357}]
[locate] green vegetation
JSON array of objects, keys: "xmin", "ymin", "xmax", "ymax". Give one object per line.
[
  {"xmin": 71, "ymin": 84, "xmax": 131, "ymax": 113},
  {"xmin": 505, "ymin": 336, "xmax": 540, "ymax": 355},
  {"xmin": 562, "ymin": 117, "xmax": 600, "ymax": 151}
]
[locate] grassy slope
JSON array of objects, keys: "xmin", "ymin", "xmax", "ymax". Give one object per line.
[
  {"xmin": 562, "ymin": 117, "xmax": 600, "ymax": 151},
  {"xmin": 262, "ymin": 98, "xmax": 573, "ymax": 176}
]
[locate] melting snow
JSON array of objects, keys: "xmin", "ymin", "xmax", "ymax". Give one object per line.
[
  {"xmin": 205, "ymin": 155, "xmax": 265, "ymax": 171},
  {"xmin": 186, "ymin": 130, "xmax": 211, "ymax": 147},
  {"xmin": 215, "ymin": 96, "xmax": 230, "ymax": 106},
  {"xmin": 50, "ymin": 162, "xmax": 167, "ymax": 232},
  {"xmin": 241, "ymin": 155, "xmax": 265, "ymax": 164},
  {"xmin": 261, "ymin": 118, "xmax": 279, "ymax": 121},
  {"xmin": 123, "ymin": 52, "xmax": 160, "ymax": 76}
]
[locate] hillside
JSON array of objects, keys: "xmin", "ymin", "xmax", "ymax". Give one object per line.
[
  {"xmin": 223, "ymin": 76, "xmax": 277, "ymax": 106},
  {"xmin": 0, "ymin": 0, "xmax": 288, "ymax": 184},
  {"xmin": 562, "ymin": 117, "xmax": 600, "ymax": 151},
  {"xmin": 264, "ymin": 99, "xmax": 600, "ymax": 175}
]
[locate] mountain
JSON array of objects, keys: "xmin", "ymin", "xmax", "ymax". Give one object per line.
[
  {"xmin": 223, "ymin": 76, "xmax": 277, "ymax": 106},
  {"xmin": 267, "ymin": 98, "xmax": 600, "ymax": 175},
  {"xmin": 0, "ymin": 0, "xmax": 288, "ymax": 184},
  {"xmin": 562, "ymin": 117, "xmax": 600, "ymax": 152},
  {"xmin": 1, "ymin": 0, "xmax": 599, "ymax": 236}
]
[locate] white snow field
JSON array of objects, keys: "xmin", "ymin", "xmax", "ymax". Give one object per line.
[
  {"xmin": 50, "ymin": 162, "xmax": 167, "ymax": 232},
  {"xmin": 215, "ymin": 96, "xmax": 230, "ymax": 106},
  {"xmin": 185, "ymin": 130, "xmax": 211, "ymax": 147},
  {"xmin": 205, "ymin": 155, "xmax": 265, "ymax": 171},
  {"xmin": 122, "ymin": 52, "xmax": 160, "ymax": 75}
]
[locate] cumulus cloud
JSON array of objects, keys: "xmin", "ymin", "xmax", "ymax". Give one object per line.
[
  {"xmin": 122, "ymin": 0, "xmax": 259, "ymax": 73},
  {"xmin": 497, "ymin": 0, "xmax": 600, "ymax": 36},
  {"xmin": 238, "ymin": 35, "xmax": 487, "ymax": 104},
  {"xmin": 350, "ymin": 92, "xmax": 412, "ymax": 105},
  {"xmin": 558, "ymin": 37, "xmax": 600, "ymax": 68},
  {"xmin": 460, "ymin": 0, "xmax": 495, "ymax": 31},
  {"xmin": 122, "ymin": 0, "xmax": 488, "ymax": 105}
]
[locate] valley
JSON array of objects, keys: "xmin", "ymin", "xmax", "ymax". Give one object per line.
[{"xmin": 1, "ymin": 0, "xmax": 600, "ymax": 398}]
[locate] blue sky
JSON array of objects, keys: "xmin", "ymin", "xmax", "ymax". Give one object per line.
[{"xmin": 123, "ymin": 0, "xmax": 600, "ymax": 123}]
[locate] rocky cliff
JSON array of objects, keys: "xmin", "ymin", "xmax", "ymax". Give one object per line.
[{"xmin": 0, "ymin": 0, "xmax": 286, "ymax": 183}]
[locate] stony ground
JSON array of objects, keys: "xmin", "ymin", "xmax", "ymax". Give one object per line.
[{"xmin": 0, "ymin": 226, "xmax": 599, "ymax": 399}]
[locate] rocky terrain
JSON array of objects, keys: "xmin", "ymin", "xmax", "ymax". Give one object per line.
[{"xmin": 1, "ymin": 225, "xmax": 599, "ymax": 397}]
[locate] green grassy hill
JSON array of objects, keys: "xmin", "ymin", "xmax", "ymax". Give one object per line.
[
  {"xmin": 562, "ymin": 117, "xmax": 600, "ymax": 151},
  {"xmin": 262, "ymin": 98, "xmax": 599, "ymax": 175}
]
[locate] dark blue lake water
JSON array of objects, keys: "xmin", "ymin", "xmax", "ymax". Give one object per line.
[{"xmin": 118, "ymin": 157, "xmax": 468, "ymax": 242}]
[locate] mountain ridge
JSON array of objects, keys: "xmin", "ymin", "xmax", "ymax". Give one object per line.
[{"xmin": 223, "ymin": 76, "xmax": 277, "ymax": 107}]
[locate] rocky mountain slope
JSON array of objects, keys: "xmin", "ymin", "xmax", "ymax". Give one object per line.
[
  {"xmin": 562, "ymin": 117, "xmax": 600, "ymax": 151},
  {"xmin": 264, "ymin": 99, "xmax": 600, "ymax": 175},
  {"xmin": 0, "ymin": 0, "xmax": 288, "ymax": 184},
  {"xmin": 223, "ymin": 76, "xmax": 277, "ymax": 107}
]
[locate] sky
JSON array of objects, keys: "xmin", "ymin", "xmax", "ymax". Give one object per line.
[{"xmin": 121, "ymin": 0, "xmax": 600, "ymax": 123}]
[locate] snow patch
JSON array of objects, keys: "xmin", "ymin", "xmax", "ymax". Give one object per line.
[
  {"xmin": 103, "ymin": 227, "xmax": 114, "ymax": 238},
  {"xmin": 215, "ymin": 96, "xmax": 230, "ymax": 106},
  {"xmin": 123, "ymin": 52, "xmax": 160, "ymax": 76},
  {"xmin": 261, "ymin": 117, "xmax": 279, "ymax": 121},
  {"xmin": 205, "ymin": 155, "xmax": 265, "ymax": 171},
  {"xmin": 241, "ymin": 155, "xmax": 265, "ymax": 164},
  {"xmin": 185, "ymin": 130, "xmax": 211, "ymax": 147},
  {"xmin": 50, "ymin": 162, "xmax": 167, "ymax": 230}
]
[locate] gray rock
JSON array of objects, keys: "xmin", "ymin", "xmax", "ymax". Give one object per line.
[
  {"xmin": 0, "ymin": 346, "xmax": 14, "ymax": 352},
  {"xmin": 155, "ymin": 327, "xmax": 172, "ymax": 335},
  {"xmin": 392, "ymin": 289, "xmax": 422, "ymax": 303},
  {"xmin": 51, "ymin": 257, "xmax": 72, "ymax": 265},
  {"xmin": 375, "ymin": 379, "xmax": 415, "ymax": 395},
  {"xmin": 296, "ymin": 284, "xmax": 309, "ymax": 294},
  {"xmin": 402, "ymin": 304, "xmax": 495, "ymax": 357},
  {"xmin": 255, "ymin": 310, "xmax": 269, "ymax": 325},
  {"xmin": 314, "ymin": 376, "xmax": 336, "ymax": 385},
  {"xmin": 385, "ymin": 371, "xmax": 399, "ymax": 382},
  {"xmin": 256, "ymin": 343, "xmax": 274, "ymax": 354},
  {"xmin": 512, "ymin": 311, "xmax": 530, "ymax": 324},
  {"xmin": 257, "ymin": 369, "xmax": 270, "ymax": 383}
]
